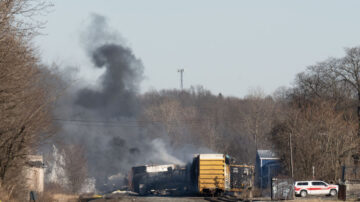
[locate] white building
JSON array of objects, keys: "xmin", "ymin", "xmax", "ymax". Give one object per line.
[{"xmin": 25, "ymin": 155, "xmax": 44, "ymax": 193}]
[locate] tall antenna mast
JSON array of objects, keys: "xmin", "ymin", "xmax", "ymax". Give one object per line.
[{"xmin": 177, "ymin": 69, "xmax": 184, "ymax": 90}]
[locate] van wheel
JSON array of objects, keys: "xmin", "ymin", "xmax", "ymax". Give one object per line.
[
  {"xmin": 330, "ymin": 189, "xmax": 337, "ymax": 196},
  {"xmin": 300, "ymin": 190, "xmax": 307, "ymax": 197}
]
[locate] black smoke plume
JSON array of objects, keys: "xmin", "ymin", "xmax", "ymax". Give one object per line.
[
  {"xmin": 49, "ymin": 14, "xmax": 210, "ymax": 193},
  {"xmin": 76, "ymin": 43, "xmax": 142, "ymax": 117}
]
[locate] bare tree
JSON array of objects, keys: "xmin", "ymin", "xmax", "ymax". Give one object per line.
[
  {"xmin": 292, "ymin": 47, "xmax": 360, "ymax": 135},
  {"xmin": 272, "ymin": 101, "xmax": 358, "ymax": 181},
  {"xmin": 0, "ymin": 0, "xmax": 51, "ymax": 42},
  {"xmin": 0, "ymin": 0, "xmax": 53, "ymax": 199},
  {"xmin": 140, "ymin": 88, "xmax": 272, "ymax": 164},
  {"xmin": 142, "ymin": 96, "xmax": 198, "ymax": 146},
  {"xmin": 243, "ymin": 89, "xmax": 278, "ymax": 149},
  {"xmin": 331, "ymin": 48, "xmax": 360, "ymax": 135},
  {"xmin": 63, "ymin": 144, "xmax": 88, "ymax": 194}
]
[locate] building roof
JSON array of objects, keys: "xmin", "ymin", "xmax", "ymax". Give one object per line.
[
  {"xmin": 199, "ymin": 154, "xmax": 224, "ymax": 160},
  {"xmin": 146, "ymin": 164, "xmax": 176, "ymax": 173},
  {"xmin": 27, "ymin": 155, "xmax": 44, "ymax": 168},
  {"xmin": 257, "ymin": 150, "xmax": 279, "ymax": 159},
  {"xmin": 27, "ymin": 161, "xmax": 44, "ymax": 168}
]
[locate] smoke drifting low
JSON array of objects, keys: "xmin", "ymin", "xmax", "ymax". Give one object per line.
[{"xmin": 51, "ymin": 14, "xmax": 210, "ymax": 192}]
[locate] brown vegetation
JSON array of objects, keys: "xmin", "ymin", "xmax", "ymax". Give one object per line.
[
  {"xmin": 63, "ymin": 144, "xmax": 88, "ymax": 194},
  {"xmin": 272, "ymin": 100, "xmax": 358, "ymax": 181},
  {"xmin": 140, "ymin": 45, "xmax": 360, "ymax": 182},
  {"xmin": 270, "ymin": 47, "xmax": 360, "ymax": 181},
  {"xmin": 0, "ymin": 0, "xmax": 53, "ymax": 200},
  {"xmin": 140, "ymin": 87, "xmax": 279, "ymax": 164}
]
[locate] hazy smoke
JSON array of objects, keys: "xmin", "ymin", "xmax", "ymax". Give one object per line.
[{"xmin": 50, "ymin": 14, "xmax": 210, "ymax": 193}]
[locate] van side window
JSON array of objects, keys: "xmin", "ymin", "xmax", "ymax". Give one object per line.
[
  {"xmin": 297, "ymin": 182, "xmax": 308, "ymax": 186},
  {"xmin": 312, "ymin": 182, "xmax": 326, "ymax": 186}
]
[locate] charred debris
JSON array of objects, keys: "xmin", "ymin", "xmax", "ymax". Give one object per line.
[{"xmin": 127, "ymin": 154, "xmax": 254, "ymax": 196}]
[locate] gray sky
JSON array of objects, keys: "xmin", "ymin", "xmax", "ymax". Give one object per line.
[{"xmin": 35, "ymin": 0, "xmax": 360, "ymax": 97}]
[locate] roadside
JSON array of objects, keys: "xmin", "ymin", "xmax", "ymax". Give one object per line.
[
  {"xmin": 88, "ymin": 195, "xmax": 209, "ymax": 202},
  {"xmin": 77, "ymin": 194, "xmax": 342, "ymax": 202}
]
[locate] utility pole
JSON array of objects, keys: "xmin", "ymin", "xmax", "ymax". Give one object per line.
[
  {"xmin": 289, "ymin": 133, "xmax": 294, "ymax": 178},
  {"xmin": 312, "ymin": 166, "xmax": 315, "ymax": 180},
  {"xmin": 177, "ymin": 69, "xmax": 184, "ymax": 90}
]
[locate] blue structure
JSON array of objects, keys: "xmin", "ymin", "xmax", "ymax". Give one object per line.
[{"xmin": 255, "ymin": 150, "xmax": 281, "ymax": 189}]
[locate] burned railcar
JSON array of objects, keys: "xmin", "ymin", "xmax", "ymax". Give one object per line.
[
  {"xmin": 130, "ymin": 164, "xmax": 191, "ymax": 195},
  {"xmin": 192, "ymin": 154, "xmax": 255, "ymax": 194},
  {"xmin": 229, "ymin": 165, "xmax": 254, "ymax": 192},
  {"xmin": 129, "ymin": 154, "xmax": 255, "ymax": 196}
]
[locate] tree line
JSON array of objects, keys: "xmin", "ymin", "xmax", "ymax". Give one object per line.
[{"xmin": 139, "ymin": 47, "xmax": 360, "ymax": 182}]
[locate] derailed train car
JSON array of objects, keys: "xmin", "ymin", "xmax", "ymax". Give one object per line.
[
  {"xmin": 192, "ymin": 154, "xmax": 254, "ymax": 194},
  {"xmin": 191, "ymin": 154, "xmax": 230, "ymax": 194},
  {"xmin": 229, "ymin": 164, "xmax": 254, "ymax": 192},
  {"xmin": 130, "ymin": 164, "xmax": 191, "ymax": 195},
  {"xmin": 129, "ymin": 154, "xmax": 254, "ymax": 195}
]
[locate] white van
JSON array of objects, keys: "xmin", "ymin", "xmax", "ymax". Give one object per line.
[{"xmin": 294, "ymin": 181, "xmax": 338, "ymax": 197}]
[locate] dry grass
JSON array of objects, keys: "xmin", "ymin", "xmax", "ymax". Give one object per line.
[
  {"xmin": 295, "ymin": 198, "xmax": 343, "ymax": 202},
  {"xmin": 0, "ymin": 188, "xmax": 12, "ymax": 202},
  {"xmin": 0, "ymin": 188, "xmax": 56, "ymax": 202},
  {"xmin": 52, "ymin": 193, "xmax": 78, "ymax": 202},
  {"xmin": 0, "ymin": 184, "xmax": 79, "ymax": 202}
]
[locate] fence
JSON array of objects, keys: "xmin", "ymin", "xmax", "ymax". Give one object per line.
[
  {"xmin": 271, "ymin": 178, "xmax": 294, "ymax": 200},
  {"xmin": 340, "ymin": 166, "xmax": 360, "ymax": 199}
]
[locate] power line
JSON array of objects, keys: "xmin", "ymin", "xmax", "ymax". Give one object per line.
[
  {"xmin": 52, "ymin": 118, "xmax": 246, "ymax": 129},
  {"xmin": 53, "ymin": 118, "xmax": 210, "ymax": 124},
  {"xmin": 54, "ymin": 121, "xmax": 143, "ymax": 128},
  {"xmin": 52, "ymin": 118, "xmax": 217, "ymax": 128},
  {"xmin": 53, "ymin": 121, "xmax": 199, "ymax": 128}
]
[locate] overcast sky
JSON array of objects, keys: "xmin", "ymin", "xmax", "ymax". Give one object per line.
[{"xmin": 35, "ymin": 0, "xmax": 360, "ymax": 97}]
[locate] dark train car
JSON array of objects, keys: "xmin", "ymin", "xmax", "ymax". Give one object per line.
[
  {"xmin": 230, "ymin": 165, "xmax": 254, "ymax": 192},
  {"xmin": 130, "ymin": 164, "xmax": 191, "ymax": 195},
  {"xmin": 129, "ymin": 154, "xmax": 255, "ymax": 196},
  {"xmin": 130, "ymin": 165, "xmax": 148, "ymax": 193}
]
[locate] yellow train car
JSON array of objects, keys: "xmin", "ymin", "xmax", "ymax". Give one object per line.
[{"xmin": 192, "ymin": 154, "xmax": 230, "ymax": 194}]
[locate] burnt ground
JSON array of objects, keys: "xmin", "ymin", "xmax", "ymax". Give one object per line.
[
  {"xmin": 90, "ymin": 195, "xmax": 208, "ymax": 202},
  {"xmin": 85, "ymin": 194, "xmax": 246, "ymax": 202},
  {"xmin": 84, "ymin": 195, "xmax": 342, "ymax": 202}
]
